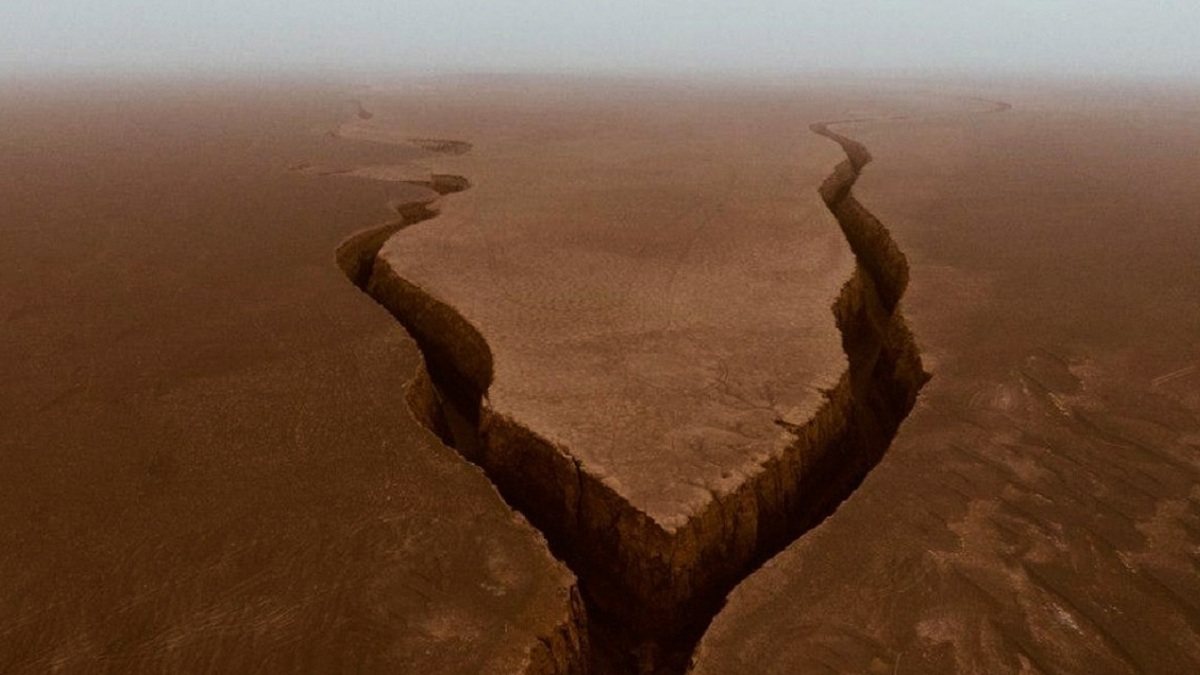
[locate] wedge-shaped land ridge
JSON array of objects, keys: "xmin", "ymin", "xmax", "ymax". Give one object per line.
[{"xmin": 335, "ymin": 86, "xmax": 929, "ymax": 671}]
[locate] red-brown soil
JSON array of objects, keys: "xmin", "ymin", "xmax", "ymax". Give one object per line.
[
  {"xmin": 332, "ymin": 79, "xmax": 961, "ymax": 671},
  {"xmin": 692, "ymin": 81, "xmax": 1200, "ymax": 674},
  {"xmin": 3, "ymin": 75, "xmax": 1197, "ymax": 675},
  {"xmin": 0, "ymin": 80, "xmax": 581, "ymax": 673}
]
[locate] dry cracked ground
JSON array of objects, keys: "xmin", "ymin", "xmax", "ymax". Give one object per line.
[{"xmin": 1, "ymin": 75, "xmax": 1197, "ymax": 674}]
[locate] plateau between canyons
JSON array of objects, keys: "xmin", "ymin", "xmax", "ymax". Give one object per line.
[{"xmin": 335, "ymin": 89, "xmax": 929, "ymax": 672}]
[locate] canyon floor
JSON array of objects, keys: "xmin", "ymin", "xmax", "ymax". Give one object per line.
[{"xmin": 1, "ymin": 75, "xmax": 1197, "ymax": 674}]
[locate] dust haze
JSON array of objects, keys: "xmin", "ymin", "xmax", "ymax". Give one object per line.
[{"xmin": 3, "ymin": 1, "xmax": 1199, "ymax": 81}]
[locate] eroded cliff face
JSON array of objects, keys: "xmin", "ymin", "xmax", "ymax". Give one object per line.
[
  {"xmin": 336, "ymin": 120, "xmax": 927, "ymax": 673},
  {"xmin": 336, "ymin": 180, "xmax": 587, "ymax": 675}
]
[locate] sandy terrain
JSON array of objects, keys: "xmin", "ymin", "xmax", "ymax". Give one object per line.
[
  {"xmin": 0, "ymin": 80, "xmax": 580, "ymax": 673},
  {"xmin": 692, "ymin": 82, "xmax": 1200, "ymax": 673}
]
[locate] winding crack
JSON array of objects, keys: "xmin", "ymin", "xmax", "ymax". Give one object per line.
[{"xmin": 336, "ymin": 120, "xmax": 931, "ymax": 673}]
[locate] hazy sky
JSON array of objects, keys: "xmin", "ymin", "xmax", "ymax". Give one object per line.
[{"xmin": 3, "ymin": 1, "xmax": 1198, "ymax": 80}]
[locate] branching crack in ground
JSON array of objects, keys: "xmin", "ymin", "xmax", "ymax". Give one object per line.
[{"xmin": 335, "ymin": 116, "xmax": 942, "ymax": 673}]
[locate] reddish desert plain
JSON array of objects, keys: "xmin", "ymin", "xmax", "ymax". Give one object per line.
[{"xmin": 1, "ymin": 75, "xmax": 1198, "ymax": 674}]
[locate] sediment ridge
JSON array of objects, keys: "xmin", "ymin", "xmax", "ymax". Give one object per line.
[{"xmin": 336, "ymin": 120, "xmax": 928, "ymax": 673}]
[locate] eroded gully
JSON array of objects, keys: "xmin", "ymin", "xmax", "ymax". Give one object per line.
[{"xmin": 333, "ymin": 111, "xmax": 952, "ymax": 673}]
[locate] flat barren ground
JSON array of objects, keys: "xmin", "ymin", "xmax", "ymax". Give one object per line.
[
  {"xmin": 692, "ymin": 83, "xmax": 1200, "ymax": 673},
  {"xmin": 355, "ymin": 82, "xmax": 853, "ymax": 530},
  {"xmin": 0, "ymin": 81, "xmax": 580, "ymax": 673},
  {"xmin": 2, "ymin": 75, "xmax": 1197, "ymax": 675}
]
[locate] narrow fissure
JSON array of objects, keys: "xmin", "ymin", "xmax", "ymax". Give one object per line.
[{"xmin": 335, "ymin": 121, "xmax": 927, "ymax": 674}]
